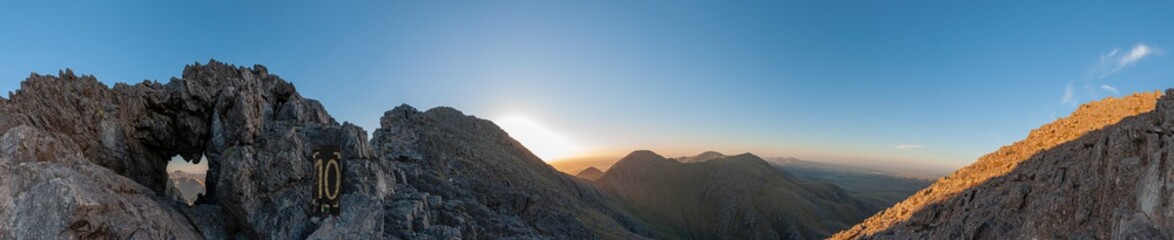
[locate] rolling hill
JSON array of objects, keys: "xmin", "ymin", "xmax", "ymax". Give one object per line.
[{"xmin": 597, "ymin": 150, "xmax": 879, "ymax": 239}]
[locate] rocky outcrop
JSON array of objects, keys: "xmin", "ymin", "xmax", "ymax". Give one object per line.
[
  {"xmin": 0, "ymin": 61, "xmax": 372, "ymax": 239},
  {"xmin": 598, "ymin": 150, "xmax": 878, "ymax": 239},
  {"xmin": 0, "ymin": 125, "xmax": 201, "ymax": 239},
  {"xmin": 833, "ymin": 91, "xmax": 1172, "ymax": 239},
  {"xmin": 575, "ymin": 167, "xmax": 605, "ymax": 181},
  {"xmin": 368, "ymin": 105, "xmax": 656, "ymax": 239},
  {"xmin": 0, "ymin": 61, "xmax": 657, "ymax": 239}
]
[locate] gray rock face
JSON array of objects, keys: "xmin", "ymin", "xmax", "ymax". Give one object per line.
[
  {"xmin": 368, "ymin": 105, "xmax": 657, "ymax": 239},
  {"xmin": 833, "ymin": 91, "xmax": 1174, "ymax": 239},
  {"xmin": 0, "ymin": 61, "xmax": 370, "ymax": 239},
  {"xmin": 0, "ymin": 61, "xmax": 655, "ymax": 239},
  {"xmin": 0, "ymin": 125, "xmax": 202, "ymax": 239}
]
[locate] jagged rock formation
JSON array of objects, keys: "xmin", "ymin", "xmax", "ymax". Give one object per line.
[
  {"xmin": 576, "ymin": 167, "xmax": 604, "ymax": 181},
  {"xmin": 366, "ymin": 105, "xmax": 655, "ymax": 239},
  {"xmin": 0, "ymin": 125, "xmax": 202, "ymax": 239},
  {"xmin": 0, "ymin": 61, "xmax": 370, "ymax": 239},
  {"xmin": 833, "ymin": 91, "xmax": 1173, "ymax": 239},
  {"xmin": 597, "ymin": 150, "xmax": 878, "ymax": 239},
  {"xmin": 0, "ymin": 61, "xmax": 658, "ymax": 239}
]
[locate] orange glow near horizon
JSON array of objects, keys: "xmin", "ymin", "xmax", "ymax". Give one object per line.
[{"xmin": 494, "ymin": 115, "xmax": 587, "ymax": 162}]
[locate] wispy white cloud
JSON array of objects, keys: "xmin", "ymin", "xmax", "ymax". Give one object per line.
[
  {"xmin": 1098, "ymin": 44, "xmax": 1159, "ymax": 79},
  {"xmin": 1120, "ymin": 45, "xmax": 1155, "ymax": 66},
  {"xmin": 1060, "ymin": 43, "xmax": 1161, "ymax": 107},
  {"xmin": 1100, "ymin": 84, "xmax": 1120, "ymax": 95},
  {"xmin": 895, "ymin": 144, "xmax": 926, "ymax": 150},
  {"xmin": 1061, "ymin": 81, "xmax": 1077, "ymax": 106}
]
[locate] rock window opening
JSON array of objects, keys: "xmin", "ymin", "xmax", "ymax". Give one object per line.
[{"xmin": 165, "ymin": 155, "xmax": 209, "ymax": 206}]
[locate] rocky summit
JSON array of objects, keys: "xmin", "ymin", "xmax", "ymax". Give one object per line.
[
  {"xmin": 361, "ymin": 104, "xmax": 654, "ymax": 239},
  {"xmin": 832, "ymin": 91, "xmax": 1174, "ymax": 239},
  {"xmin": 0, "ymin": 61, "xmax": 655, "ymax": 239}
]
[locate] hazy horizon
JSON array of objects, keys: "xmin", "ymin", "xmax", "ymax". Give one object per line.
[
  {"xmin": 6, "ymin": 1, "xmax": 1174, "ymax": 173},
  {"xmin": 166, "ymin": 156, "xmax": 209, "ymax": 174}
]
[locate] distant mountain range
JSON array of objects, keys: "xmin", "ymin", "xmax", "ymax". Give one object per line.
[
  {"xmin": 8, "ymin": 61, "xmax": 1168, "ymax": 239},
  {"xmin": 770, "ymin": 157, "xmax": 933, "ymax": 209},
  {"xmin": 574, "ymin": 166, "xmax": 604, "ymax": 180},
  {"xmin": 675, "ymin": 150, "xmax": 727, "ymax": 163},
  {"xmin": 166, "ymin": 170, "xmax": 206, "ymax": 205},
  {"xmin": 563, "ymin": 150, "xmax": 935, "ymax": 239},
  {"xmin": 592, "ymin": 150, "xmax": 881, "ymax": 239}
]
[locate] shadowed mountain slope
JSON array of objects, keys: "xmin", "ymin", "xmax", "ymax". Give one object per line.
[
  {"xmin": 368, "ymin": 105, "xmax": 658, "ymax": 239},
  {"xmin": 833, "ymin": 91, "xmax": 1170, "ymax": 239},
  {"xmin": 598, "ymin": 150, "xmax": 878, "ymax": 239}
]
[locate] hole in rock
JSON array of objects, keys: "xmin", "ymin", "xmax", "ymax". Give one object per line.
[{"xmin": 166, "ymin": 155, "xmax": 209, "ymax": 206}]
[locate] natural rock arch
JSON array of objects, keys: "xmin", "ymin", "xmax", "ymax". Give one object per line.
[
  {"xmin": 0, "ymin": 60, "xmax": 656, "ymax": 239},
  {"xmin": 0, "ymin": 60, "xmax": 371, "ymax": 238}
]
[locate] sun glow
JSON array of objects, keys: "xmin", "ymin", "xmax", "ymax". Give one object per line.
[{"xmin": 494, "ymin": 115, "xmax": 584, "ymax": 161}]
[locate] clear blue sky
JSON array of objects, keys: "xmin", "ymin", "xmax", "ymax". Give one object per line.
[{"xmin": 3, "ymin": 1, "xmax": 1173, "ymax": 171}]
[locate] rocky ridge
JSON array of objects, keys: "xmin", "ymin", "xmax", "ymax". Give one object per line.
[
  {"xmin": 361, "ymin": 105, "xmax": 656, "ymax": 239},
  {"xmin": 0, "ymin": 61, "xmax": 655, "ymax": 239},
  {"xmin": 832, "ymin": 91, "xmax": 1171, "ymax": 239},
  {"xmin": 0, "ymin": 61, "xmax": 369, "ymax": 239}
]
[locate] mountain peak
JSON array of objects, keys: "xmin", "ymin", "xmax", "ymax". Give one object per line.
[
  {"xmin": 597, "ymin": 149, "xmax": 876, "ymax": 239},
  {"xmin": 705, "ymin": 153, "xmax": 778, "ymax": 172},
  {"xmin": 371, "ymin": 103, "xmax": 656, "ymax": 239},
  {"xmin": 575, "ymin": 167, "xmax": 604, "ymax": 181},
  {"xmin": 618, "ymin": 150, "xmax": 669, "ymax": 163},
  {"xmin": 678, "ymin": 150, "xmax": 727, "ymax": 163},
  {"xmin": 599, "ymin": 150, "xmax": 677, "ymax": 180}
]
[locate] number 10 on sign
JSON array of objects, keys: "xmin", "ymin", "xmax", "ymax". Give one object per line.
[{"xmin": 312, "ymin": 145, "xmax": 342, "ymax": 216}]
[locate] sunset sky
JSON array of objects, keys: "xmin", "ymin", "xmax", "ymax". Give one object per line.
[{"xmin": 3, "ymin": 1, "xmax": 1174, "ymax": 171}]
